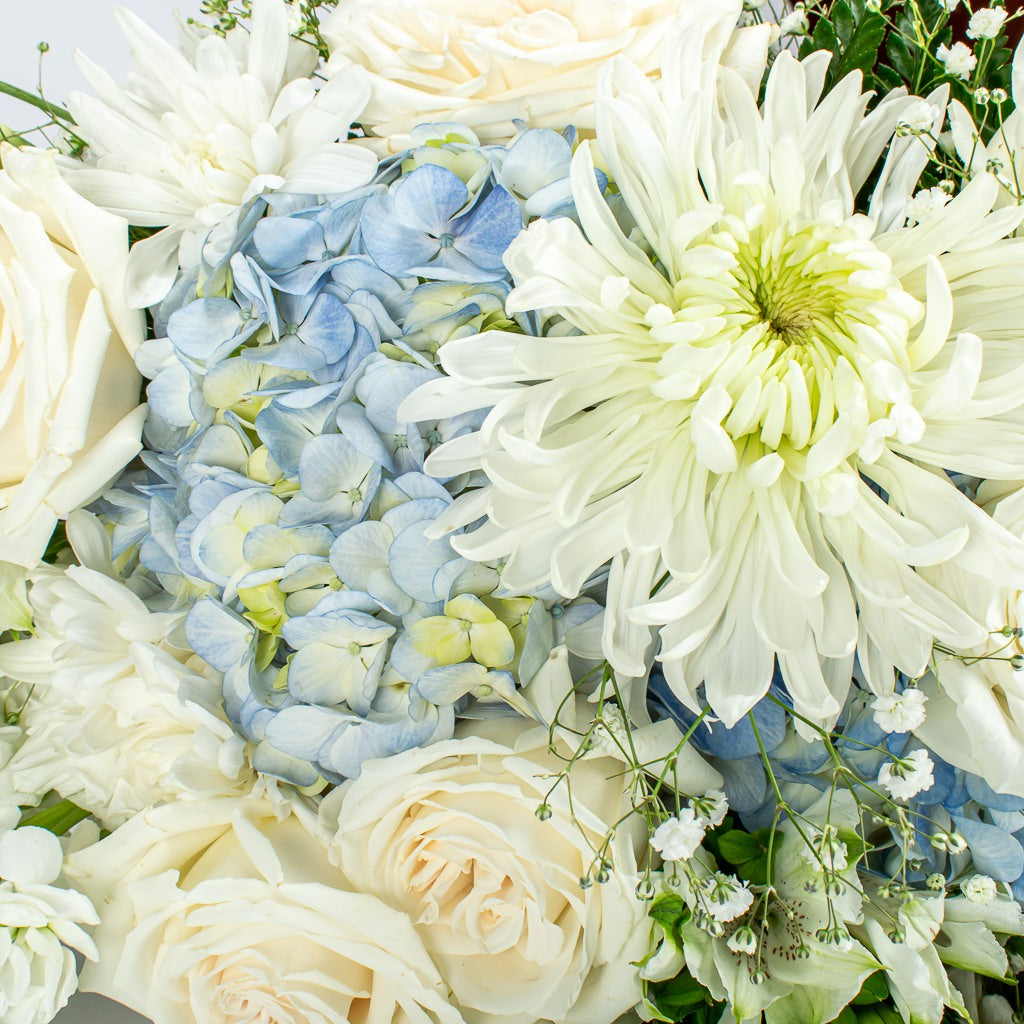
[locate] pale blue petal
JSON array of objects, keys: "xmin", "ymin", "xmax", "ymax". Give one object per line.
[
  {"xmin": 952, "ymin": 815, "xmax": 1024, "ymax": 881},
  {"xmin": 415, "ymin": 662, "xmax": 488, "ymax": 705},
  {"xmin": 185, "ymin": 599, "xmax": 255, "ymax": 673},
  {"xmin": 252, "ymin": 740, "xmax": 322, "ymax": 787},
  {"xmin": 392, "ymin": 164, "xmax": 469, "ymax": 235},
  {"xmin": 167, "ymin": 298, "xmax": 246, "ymax": 361},
  {"xmin": 451, "ymin": 186, "xmax": 523, "ymax": 271},
  {"xmin": 254, "ymin": 217, "xmax": 325, "ymax": 269},
  {"xmin": 298, "ymin": 435, "xmax": 372, "ymax": 501}
]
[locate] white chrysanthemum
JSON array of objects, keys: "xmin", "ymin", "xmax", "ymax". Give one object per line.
[
  {"xmin": 322, "ymin": 0, "xmax": 773, "ymax": 151},
  {"xmin": 0, "ymin": 513, "xmax": 251, "ymax": 826},
  {"xmin": 59, "ymin": 0, "xmax": 376, "ymax": 306},
  {"xmin": 405, "ymin": 4, "xmax": 1024, "ymax": 729},
  {"xmin": 0, "ymin": 827, "xmax": 98, "ymax": 1024}
]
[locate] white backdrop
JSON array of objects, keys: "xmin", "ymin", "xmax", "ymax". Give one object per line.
[{"xmin": 0, "ymin": 0, "xmax": 177, "ymax": 129}]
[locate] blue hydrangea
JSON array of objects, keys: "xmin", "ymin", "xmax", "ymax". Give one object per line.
[{"xmin": 99, "ymin": 122, "xmax": 606, "ymax": 787}]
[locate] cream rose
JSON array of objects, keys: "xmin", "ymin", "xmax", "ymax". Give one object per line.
[
  {"xmin": 65, "ymin": 797, "xmax": 465, "ymax": 1024},
  {"xmin": 323, "ymin": 0, "xmax": 773, "ymax": 150},
  {"xmin": 0, "ymin": 143, "xmax": 145, "ymax": 566},
  {"xmin": 317, "ymin": 650, "xmax": 711, "ymax": 1024}
]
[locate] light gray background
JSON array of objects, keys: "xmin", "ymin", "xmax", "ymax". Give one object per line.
[{"xmin": 0, "ymin": 1, "xmax": 176, "ymax": 130}]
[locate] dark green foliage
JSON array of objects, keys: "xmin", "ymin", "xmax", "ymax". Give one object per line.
[
  {"xmin": 800, "ymin": 0, "xmax": 1017, "ymax": 139},
  {"xmin": 710, "ymin": 826, "xmax": 780, "ymax": 885},
  {"xmin": 41, "ymin": 520, "xmax": 69, "ymax": 565}
]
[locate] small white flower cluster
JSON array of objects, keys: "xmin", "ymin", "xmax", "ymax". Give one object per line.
[
  {"xmin": 695, "ymin": 872, "xmax": 754, "ymax": 924},
  {"xmin": 962, "ymin": 873, "xmax": 998, "ymax": 904},
  {"xmin": 968, "ymin": 7, "xmax": 1009, "ymax": 40},
  {"xmin": 938, "ymin": 41, "xmax": 978, "ymax": 79},
  {"xmin": 878, "ymin": 748, "xmax": 935, "ymax": 801},
  {"xmin": 904, "ymin": 186, "xmax": 953, "ymax": 227},
  {"xmin": 650, "ymin": 791, "xmax": 729, "ymax": 863},
  {"xmin": 871, "ymin": 688, "xmax": 928, "ymax": 733},
  {"xmin": 779, "ymin": 4, "xmax": 809, "ymax": 37}
]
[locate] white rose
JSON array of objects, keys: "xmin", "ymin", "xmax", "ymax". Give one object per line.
[
  {"xmin": 0, "ymin": 827, "xmax": 99, "ymax": 1024},
  {"xmin": 0, "ymin": 513, "xmax": 250, "ymax": 826},
  {"xmin": 318, "ymin": 698, "xmax": 652, "ymax": 1024},
  {"xmin": 65, "ymin": 797, "xmax": 465, "ymax": 1024},
  {"xmin": 323, "ymin": 0, "xmax": 774, "ymax": 149},
  {"xmin": 0, "ymin": 145, "xmax": 145, "ymax": 566}
]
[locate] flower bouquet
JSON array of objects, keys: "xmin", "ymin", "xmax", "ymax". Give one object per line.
[{"xmin": 2, "ymin": 1, "xmax": 1024, "ymax": 1022}]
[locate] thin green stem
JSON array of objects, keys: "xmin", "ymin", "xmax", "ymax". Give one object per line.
[{"xmin": 0, "ymin": 81, "xmax": 74, "ymax": 124}]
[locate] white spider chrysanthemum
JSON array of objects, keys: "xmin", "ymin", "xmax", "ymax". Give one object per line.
[
  {"xmin": 403, "ymin": 3, "xmax": 1024, "ymax": 728},
  {"xmin": 59, "ymin": 0, "xmax": 376, "ymax": 306}
]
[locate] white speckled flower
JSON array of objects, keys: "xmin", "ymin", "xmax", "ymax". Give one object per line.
[
  {"xmin": 60, "ymin": 0, "xmax": 377, "ymax": 305},
  {"xmin": 404, "ymin": 7, "xmax": 1024, "ymax": 730}
]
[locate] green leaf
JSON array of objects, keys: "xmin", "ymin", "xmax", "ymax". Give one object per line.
[
  {"xmin": 650, "ymin": 893, "xmax": 688, "ymax": 929},
  {"xmin": 837, "ymin": 827, "xmax": 873, "ymax": 863},
  {"xmin": 736, "ymin": 854, "xmax": 770, "ymax": 886},
  {"xmin": 835, "ymin": 1008, "xmax": 858, "ymax": 1024},
  {"xmin": 885, "ymin": 34, "xmax": 916, "ymax": 83},
  {"xmin": 650, "ymin": 892, "xmax": 691, "ymax": 950},
  {"xmin": 654, "ymin": 974, "xmax": 712, "ymax": 1013},
  {"xmin": 857, "ymin": 1006, "xmax": 903, "ymax": 1024},
  {"xmin": 20, "ymin": 799, "xmax": 90, "ymax": 837},
  {"xmin": 41, "ymin": 520, "xmax": 69, "ymax": 565},
  {"xmin": 811, "ymin": 16, "xmax": 840, "ymax": 57},
  {"xmin": 717, "ymin": 830, "xmax": 762, "ymax": 866},
  {"xmin": 831, "ymin": 1, "xmax": 856, "ymax": 44},
  {"xmin": 829, "ymin": 11, "xmax": 887, "ymax": 89},
  {"xmin": 852, "ymin": 972, "xmax": 890, "ymax": 1006}
]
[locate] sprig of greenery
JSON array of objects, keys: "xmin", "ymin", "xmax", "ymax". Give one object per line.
[
  {"xmin": 189, "ymin": 0, "xmax": 339, "ymax": 59},
  {"xmin": 798, "ymin": 1, "xmax": 1018, "ymax": 132}
]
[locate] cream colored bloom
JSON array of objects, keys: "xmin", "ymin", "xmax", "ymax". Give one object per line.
[
  {"xmin": 404, "ymin": 7, "xmax": 1024, "ymax": 730},
  {"xmin": 61, "ymin": 0, "xmax": 377, "ymax": 306},
  {"xmin": 0, "ymin": 512, "xmax": 250, "ymax": 826},
  {"xmin": 323, "ymin": 0, "xmax": 774, "ymax": 151},
  {"xmin": 66, "ymin": 797, "xmax": 463, "ymax": 1024},
  {"xmin": 318, "ymin": 689, "xmax": 651, "ymax": 1024},
  {"xmin": 0, "ymin": 145, "xmax": 144, "ymax": 566}
]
